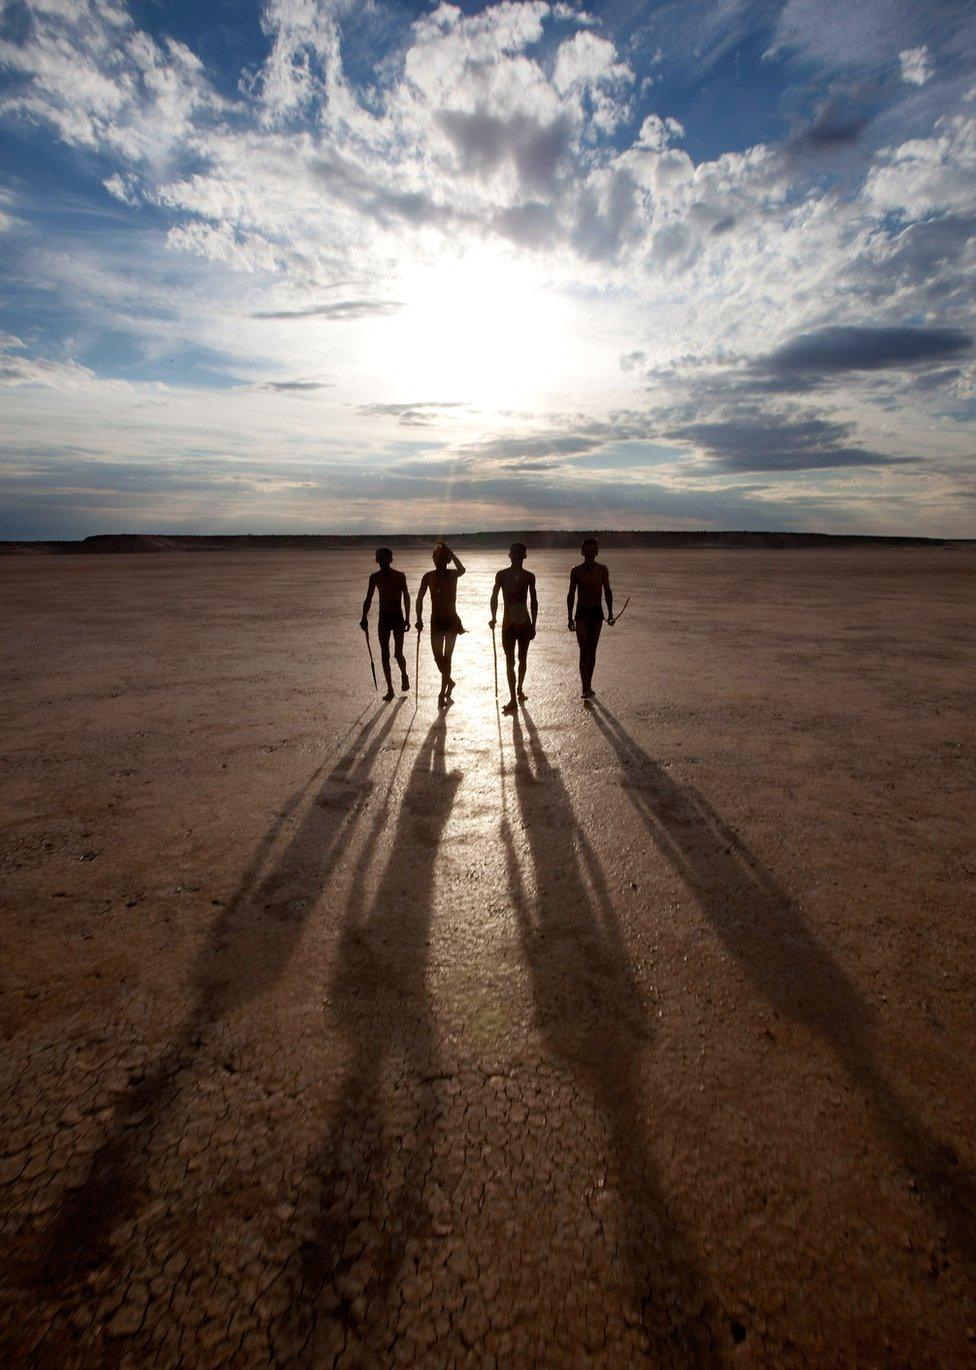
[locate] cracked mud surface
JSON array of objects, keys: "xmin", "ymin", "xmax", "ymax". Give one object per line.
[{"xmin": 1, "ymin": 548, "xmax": 975, "ymax": 1366}]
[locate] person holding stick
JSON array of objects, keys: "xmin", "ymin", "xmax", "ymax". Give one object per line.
[
  {"xmin": 567, "ymin": 537, "xmax": 614, "ymax": 700},
  {"xmin": 416, "ymin": 542, "xmax": 466, "ymax": 707},
  {"xmin": 489, "ymin": 542, "xmax": 537, "ymax": 715},
  {"xmin": 360, "ymin": 547, "xmax": 411, "ymax": 701}
]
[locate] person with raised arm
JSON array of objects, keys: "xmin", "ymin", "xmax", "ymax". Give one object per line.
[{"xmin": 416, "ymin": 541, "xmax": 466, "ymax": 707}]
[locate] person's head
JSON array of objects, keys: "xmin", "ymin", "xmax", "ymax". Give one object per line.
[
  {"xmin": 509, "ymin": 541, "xmax": 527, "ymax": 566},
  {"xmin": 581, "ymin": 537, "xmax": 599, "ymax": 561},
  {"xmin": 432, "ymin": 541, "xmax": 450, "ymax": 569},
  {"xmin": 375, "ymin": 546, "xmax": 393, "ymax": 568}
]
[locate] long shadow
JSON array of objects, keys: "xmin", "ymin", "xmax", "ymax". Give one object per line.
[
  {"xmin": 588, "ymin": 700, "xmax": 976, "ymax": 1266},
  {"xmin": 501, "ymin": 708, "xmax": 719, "ymax": 1360},
  {"xmin": 289, "ymin": 714, "xmax": 460, "ymax": 1361},
  {"xmin": 30, "ymin": 701, "xmax": 406, "ymax": 1288}
]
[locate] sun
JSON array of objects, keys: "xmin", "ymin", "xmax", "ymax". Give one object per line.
[{"xmin": 376, "ymin": 246, "xmax": 571, "ymax": 410}]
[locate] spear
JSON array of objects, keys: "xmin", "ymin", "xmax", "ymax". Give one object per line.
[
  {"xmin": 362, "ymin": 623, "xmax": 377, "ymax": 691},
  {"xmin": 414, "ymin": 616, "xmax": 421, "ymax": 702},
  {"xmin": 491, "ymin": 621, "xmax": 499, "ymax": 698}
]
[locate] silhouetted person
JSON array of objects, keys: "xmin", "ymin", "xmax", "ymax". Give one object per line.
[
  {"xmin": 361, "ymin": 546, "xmax": 411, "ymax": 701},
  {"xmin": 416, "ymin": 541, "xmax": 466, "ymax": 706},
  {"xmin": 567, "ymin": 536, "xmax": 614, "ymax": 699},
  {"xmin": 489, "ymin": 542, "xmax": 538, "ymax": 715}
]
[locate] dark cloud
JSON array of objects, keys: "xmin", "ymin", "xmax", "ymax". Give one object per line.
[
  {"xmin": 666, "ymin": 410, "xmax": 915, "ymax": 472},
  {"xmin": 456, "ymin": 432, "xmax": 611, "ymax": 462},
  {"xmin": 904, "ymin": 366, "xmax": 963, "ymax": 393},
  {"xmin": 764, "ymin": 324, "xmax": 973, "ymax": 375},
  {"xmin": 313, "ymin": 149, "xmax": 456, "ymax": 228},
  {"xmin": 493, "ymin": 201, "xmax": 560, "ymax": 250},
  {"xmin": 254, "ymin": 380, "xmax": 332, "ymax": 392},
  {"xmin": 571, "ymin": 169, "xmax": 641, "ymax": 261},
  {"xmin": 358, "ymin": 401, "xmax": 465, "ymax": 427},
  {"xmin": 251, "ymin": 299, "xmax": 404, "ymax": 320},
  {"xmin": 620, "ymin": 349, "xmax": 647, "ymax": 372},
  {"xmin": 845, "ymin": 214, "xmax": 976, "ymax": 311},
  {"xmin": 789, "ymin": 109, "xmax": 870, "ymax": 153},
  {"xmin": 437, "ymin": 109, "xmax": 574, "ymax": 192}
]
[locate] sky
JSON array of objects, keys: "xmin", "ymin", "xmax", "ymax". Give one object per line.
[{"xmin": 1, "ymin": 0, "xmax": 975, "ymax": 538}]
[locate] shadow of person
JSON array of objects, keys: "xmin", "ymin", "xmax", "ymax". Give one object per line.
[
  {"xmin": 289, "ymin": 713, "xmax": 461, "ymax": 1363},
  {"xmin": 500, "ymin": 708, "xmax": 719, "ymax": 1359},
  {"xmin": 588, "ymin": 700, "xmax": 976, "ymax": 1268},
  {"xmin": 33, "ymin": 701, "xmax": 406, "ymax": 1289}
]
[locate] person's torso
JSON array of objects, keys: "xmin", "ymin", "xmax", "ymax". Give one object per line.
[
  {"xmin": 499, "ymin": 568, "xmax": 531, "ymax": 627},
  {"xmin": 428, "ymin": 569, "xmax": 458, "ymax": 613},
  {"xmin": 575, "ymin": 561, "xmax": 605, "ymax": 606},
  {"xmin": 375, "ymin": 569, "xmax": 404, "ymax": 613}
]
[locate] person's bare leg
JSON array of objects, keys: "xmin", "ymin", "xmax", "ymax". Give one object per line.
[
  {"xmin": 502, "ymin": 642, "xmax": 517, "ymax": 713},
  {"xmin": 379, "ymin": 625, "xmax": 394, "ymax": 701},
  {"xmin": 392, "ymin": 623, "xmax": 409, "ymax": 691},
  {"xmin": 443, "ymin": 630, "xmax": 457, "ymax": 699},
  {"xmin": 517, "ymin": 638, "xmax": 529, "ymax": 700},
  {"xmin": 584, "ymin": 618, "xmax": 603, "ymax": 697},
  {"xmin": 576, "ymin": 622, "xmax": 589, "ymax": 696},
  {"xmin": 430, "ymin": 627, "xmax": 446, "ymax": 703}
]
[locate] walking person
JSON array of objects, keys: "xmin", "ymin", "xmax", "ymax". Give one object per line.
[
  {"xmin": 489, "ymin": 542, "xmax": 538, "ymax": 715},
  {"xmin": 567, "ymin": 537, "xmax": 614, "ymax": 700},
  {"xmin": 360, "ymin": 547, "xmax": 411, "ymax": 701},
  {"xmin": 416, "ymin": 542, "xmax": 466, "ymax": 707}
]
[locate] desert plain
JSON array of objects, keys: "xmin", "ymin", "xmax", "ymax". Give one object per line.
[{"xmin": 1, "ymin": 546, "xmax": 975, "ymax": 1367}]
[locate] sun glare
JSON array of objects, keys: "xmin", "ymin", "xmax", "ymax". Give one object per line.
[{"xmin": 378, "ymin": 249, "xmax": 570, "ymax": 410}]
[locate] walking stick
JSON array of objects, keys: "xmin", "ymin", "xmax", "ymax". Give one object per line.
[
  {"xmin": 491, "ymin": 622, "xmax": 498, "ymax": 698},
  {"xmin": 414, "ymin": 618, "xmax": 421, "ymax": 700},
  {"xmin": 362, "ymin": 624, "xmax": 377, "ymax": 691}
]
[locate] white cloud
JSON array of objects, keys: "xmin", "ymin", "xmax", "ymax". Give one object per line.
[
  {"xmin": 0, "ymin": 0, "xmax": 222, "ymax": 166},
  {"xmin": 863, "ymin": 114, "xmax": 976, "ymax": 216},
  {"xmin": 0, "ymin": 335, "xmax": 134, "ymax": 392},
  {"xmin": 899, "ymin": 45, "xmax": 934, "ymax": 86}
]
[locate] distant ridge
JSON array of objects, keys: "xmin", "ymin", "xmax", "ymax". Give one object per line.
[{"xmin": 2, "ymin": 530, "xmax": 972, "ymax": 555}]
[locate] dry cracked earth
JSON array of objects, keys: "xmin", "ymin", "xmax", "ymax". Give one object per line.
[{"xmin": 1, "ymin": 548, "xmax": 975, "ymax": 1367}]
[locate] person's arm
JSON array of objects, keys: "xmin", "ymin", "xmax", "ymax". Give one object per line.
[
  {"xmin": 360, "ymin": 574, "xmax": 375, "ymax": 630},
  {"xmin": 451, "ymin": 548, "xmax": 466, "ymax": 576},
  {"xmin": 416, "ymin": 573, "xmax": 429, "ymax": 629},
  {"xmin": 529, "ymin": 572, "xmax": 538, "ymax": 633},
  {"xmin": 567, "ymin": 567, "xmax": 577, "ymax": 629},
  {"xmin": 603, "ymin": 564, "xmax": 614, "ymax": 623},
  {"xmin": 400, "ymin": 572, "xmax": 411, "ymax": 630},
  {"xmin": 489, "ymin": 572, "xmax": 500, "ymax": 628}
]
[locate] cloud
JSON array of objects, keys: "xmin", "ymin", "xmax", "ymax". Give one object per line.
[
  {"xmin": 762, "ymin": 324, "xmax": 973, "ymax": 375},
  {"xmin": 358, "ymin": 400, "xmax": 466, "ymax": 426},
  {"xmin": 0, "ymin": 0, "xmax": 220, "ymax": 163},
  {"xmin": 437, "ymin": 108, "xmax": 575, "ymax": 192},
  {"xmin": 250, "ymin": 299, "xmax": 404, "ymax": 320},
  {"xmin": 666, "ymin": 410, "xmax": 916, "ymax": 472},
  {"xmin": 900, "ymin": 45, "xmax": 934, "ymax": 85},
  {"xmin": 0, "ymin": 334, "xmax": 133, "ymax": 392},
  {"xmin": 863, "ymin": 114, "xmax": 976, "ymax": 216},
  {"xmin": 2, "ymin": 0, "xmax": 975, "ymax": 539},
  {"xmin": 252, "ymin": 380, "xmax": 332, "ymax": 393}
]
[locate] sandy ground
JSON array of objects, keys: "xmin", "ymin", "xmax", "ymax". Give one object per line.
[{"xmin": 1, "ymin": 547, "xmax": 975, "ymax": 1367}]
